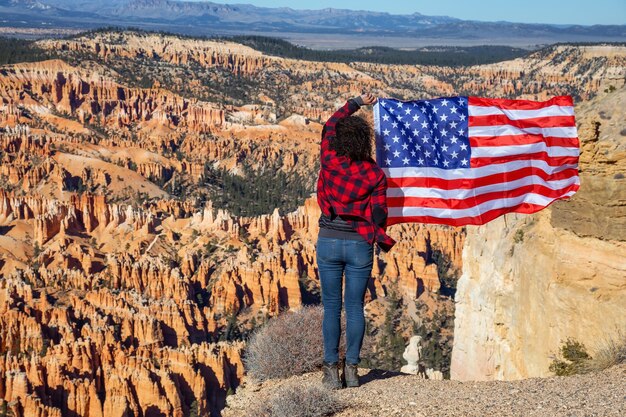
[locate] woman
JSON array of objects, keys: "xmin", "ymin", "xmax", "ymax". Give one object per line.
[{"xmin": 316, "ymin": 93, "xmax": 396, "ymax": 389}]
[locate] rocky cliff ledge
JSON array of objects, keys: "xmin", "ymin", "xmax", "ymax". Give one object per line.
[{"xmin": 222, "ymin": 365, "xmax": 625, "ymax": 417}]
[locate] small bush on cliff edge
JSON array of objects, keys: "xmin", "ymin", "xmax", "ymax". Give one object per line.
[
  {"xmin": 244, "ymin": 305, "xmax": 328, "ymax": 381},
  {"xmin": 246, "ymin": 382, "xmax": 343, "ymax": 417},
  {"xmin": 244, "ymin": 305, "xmax": 373, "ymax": 381},
  {"xmin": 549, "ymin": 338, "xmax": 591, "ymax": 376}
]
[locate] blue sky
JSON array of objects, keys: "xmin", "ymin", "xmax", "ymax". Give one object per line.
[{"xmin": 207, "ymin": 0, "xmax": 626, "ymax": 25}]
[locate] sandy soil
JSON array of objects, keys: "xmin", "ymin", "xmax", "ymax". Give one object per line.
[{"xmin": 222, "ymin": 365, "xmax": 626, "ymax": 417}]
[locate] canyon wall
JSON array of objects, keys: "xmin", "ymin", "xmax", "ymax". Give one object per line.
[
  {"xmin": 451, "ymin": 211, "xmax": 626, "ymax": 380},
  {"xmin": 0, "ymin": 59, "xmax": 224, "ymax": 134},
  {"xmin": 451, "ymin": 87, "xmax": 626, "ymax": 380},
  {"xmin": 0, "ymin": 185, "xmax": 463, "ymax": 415}
]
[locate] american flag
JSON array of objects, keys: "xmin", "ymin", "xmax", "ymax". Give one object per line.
[{"xmin": 373, "ymin": 96, "xmax": 580, "ymax": 226}]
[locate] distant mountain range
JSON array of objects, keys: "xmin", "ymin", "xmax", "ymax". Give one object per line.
[{"xmin": 1, "ymin": 0, "xmax": 625, "ymax": 47}]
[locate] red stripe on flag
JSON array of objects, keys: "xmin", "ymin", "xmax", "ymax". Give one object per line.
[
  {"xmin": 387, "ymin": 167, "xmax": 578, "ymax": 190},
  {"xmin": 387, "ymin": 183, "xmax": 580, "ymax": 210},
  {"xmin": 469, "ymin": 135, "xmax": 580, "ymax": 148},
  {"xmin": 469, "ymin": 96, "xmax": 574, "ymax": 109},
  {"xmin": 469, "ymin": 115, "xmax": 576, "ymax": 129}
]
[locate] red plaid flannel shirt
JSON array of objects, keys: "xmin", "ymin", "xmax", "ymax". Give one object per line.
[{"xmin": 317, "ymin": 99, "xmax": 396, "ymax": 252}]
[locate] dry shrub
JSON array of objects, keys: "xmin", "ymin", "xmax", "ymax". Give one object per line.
[
  {"xmin": 549, "ymin": 332, "xmax": 626, "ymax": 376},
  {"xmin": 270, "ymin": 383, "xmax": 343, "ymax": 417},
  {"xmin": 244, "ymin": 305, "xmax": 328, "ymax": 381},
  {"xmin": 246, "ymin": 382, "xmax": 343, "ymax": 417},
  {"xmin": 243, "ymin": 305, "xmax": 375, "ymax": 381},
  {"xmin": 583, "ymin": 331, "xmax": 626, "ymax": 373},
  {"xmin": 244, "ymin": 305, "xmax": 374, "ymax": 381}
]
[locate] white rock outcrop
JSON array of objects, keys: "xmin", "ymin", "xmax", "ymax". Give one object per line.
[
  {"xmin": 401, "ymin": 335, "xmax": 423, "ymax": 375},
  {"xmin": 451, "ymin": 211, "xmax": 626, "ymax": 381}
]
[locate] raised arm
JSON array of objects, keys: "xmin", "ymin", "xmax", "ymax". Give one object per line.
[{"xmin": 322, "ymin": 98, "xmax": 361, "ymax": 138}]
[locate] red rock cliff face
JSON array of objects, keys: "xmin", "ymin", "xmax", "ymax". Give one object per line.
[
  {"xmin": 0, "ymin": 278, "xmax": 244, "ymax": 417},
  {"xmin": 0, "ymin": 60, "xmax": 224, "ymax": 134},
  {"xmin": 41, "ymin": 34, "xmax": 276, "ymax": 77}
]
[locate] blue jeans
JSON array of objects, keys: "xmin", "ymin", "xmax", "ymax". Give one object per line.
[{"xmin": 316, "ymin": 236, "xmax": 374, "ymax": 365}]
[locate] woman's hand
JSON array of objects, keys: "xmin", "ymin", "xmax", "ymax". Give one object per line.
[{"xmin": 359, "ymin": 93, "xmax": 377, "ymax": 106}]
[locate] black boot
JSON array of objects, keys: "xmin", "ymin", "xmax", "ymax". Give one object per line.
[
  {"xmin": 321, "ymin": 361, "xmax": 342, "ymax": 390},
  {"xmin": 343, "ymin": 361, "xmax": 359, "ymax": 388}
]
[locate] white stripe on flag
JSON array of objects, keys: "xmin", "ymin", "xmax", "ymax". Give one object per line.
[
  {"xmin": 387, "ymin": 175, "xmax": 580, "ymax": 199},
  {"xmin": 471, "ymin": 143, "xmax": 580, "ymax": 158},
  {"xmin": 388, "ymin": 191, "xmax": 578, "ymax": 219},
  {"xmin": 469, "ymin": 125, "xmax": 578, "ymax": 138},
  {"xmin": 382, "ymin": 160, "xmax": 578, "ymax": 180},
  {"xmin": 468, "ymin": 105, "xmax": 575, "ymax": 119}
]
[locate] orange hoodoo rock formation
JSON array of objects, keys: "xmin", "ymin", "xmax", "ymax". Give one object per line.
[
  {"xmin": 185, "ymin": 197, "xmax": 464, "ymax": 317},
  {"xmin": 0, "ymin": 278, "xmax": 244, "ymax": 417},
  {"xmin": 0, "ymin": 191, "xmax": 156, "ymax": 245},
  {"xmin": 40, "ymin": 34, "xmax": 276, "ymax": 77},
  {"xmin": 0, "ymin": 60, "xmax": 224, "ymax": 134},
  {"xmin": 0, "ymin": 189, "xmax": 463, "ymax": 416}
]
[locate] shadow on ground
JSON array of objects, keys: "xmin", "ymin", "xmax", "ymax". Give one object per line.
[{"xmin": 360, "ymin": 368, "xmax": 405, "ymax": 386}]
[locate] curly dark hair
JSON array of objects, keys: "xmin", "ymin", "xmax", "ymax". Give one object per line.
[{"xmin": 328, "ymin": 115, "xmax": 373, "ymax": 161}]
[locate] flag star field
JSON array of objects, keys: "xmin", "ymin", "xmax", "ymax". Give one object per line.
[{"xmin": 375, "ymin": 97, "xmax": 470, "ymax": 169}]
